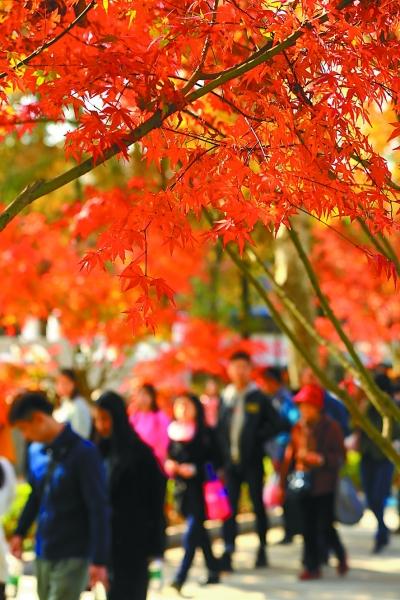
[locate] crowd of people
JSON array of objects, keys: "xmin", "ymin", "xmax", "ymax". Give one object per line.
[{"xmin": 0, "ymin": 353, "xmax": 399, "ymax": 599}]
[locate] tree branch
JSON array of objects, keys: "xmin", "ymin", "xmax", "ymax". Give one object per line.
[
  {"xmin": 206, "ymin": 212, "xmax": 400, "ymax": 468},
  {"xmin": 287, "ymin": 223, "xmax": 400, "ymax": 423},
  {"xmin": 247, "ymin": 246, "xmax": 361, "ymax": 377},
  {"xmin": 182, "ymin": 0, "xmax": 220, "ymax": 94},
  {"xmin": 0, "ymin": 109, "xmax": 166, "ymax": 231},
  {"xmin": 0, "ymin": 0, "xmax": 360, "ymax": 230},
  {"xmin": 0, "ymin": 0, "xmax": 96, "ymax": 81},
  {"xmin": 350, "ymin": 152, "xmax": 400, "ymax": 193},
  {"xmin": 376, "ymin": 231, "xmax": 400, "ymax": 275},
  {"xmin": 246, "ymin": 241, "xmax": 400, "ymax": 427},
  {"xmin": 357, "ymin": 217, "xmax": 400, "ymax": 277}
]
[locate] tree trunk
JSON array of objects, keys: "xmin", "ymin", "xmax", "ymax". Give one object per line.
[{"xmin": 274, "ymin": 214, "xmax": 317, "ymax": 388}]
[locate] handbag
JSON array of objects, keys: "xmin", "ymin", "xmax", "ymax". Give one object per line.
[
  {"xmin": 203, "ymin": 463, "xmax": 232, "ymax": 521},
  {"xmin": 286, "ymin": 470, "xmax": 312, "ymax": 498},
  {"xmin": 263, "ymin": 473, "xmax": 281, "ymax": 509},
  {"xmin": 335, "ymin": 476, "xmax": 364, "ymax": 525}
]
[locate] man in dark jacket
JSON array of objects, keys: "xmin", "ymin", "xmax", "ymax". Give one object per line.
[
  {"xmin": 218, "ymin": 352, "xmax": 291, "ymax": 570},
  {"xmin": 8, "ymin": 391, "xmax": 110, "ymax": 600},
  {"xmin": 360, "ymin": 373, "xmax": 399, "ymax": 553}
]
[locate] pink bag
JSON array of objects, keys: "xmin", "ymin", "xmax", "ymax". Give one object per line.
[
  {"xmin": 203, "ymin": 479, "xmax": 232, "ymax": 521},
  {"xmin": 263, "ymin": 474, "xmax": 281, "ymax": 509}
]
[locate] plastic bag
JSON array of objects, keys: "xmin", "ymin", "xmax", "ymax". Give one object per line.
[{"xmin": 335, "ymin": 476, "xmax": 364, "ymax": 525}]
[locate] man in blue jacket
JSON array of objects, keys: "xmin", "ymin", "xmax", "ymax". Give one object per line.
[{"xmin": 8, "ymin": 391, "xmax": 110, "ymax": 600}]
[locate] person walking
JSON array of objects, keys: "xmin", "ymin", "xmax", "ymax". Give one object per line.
[
  {"xmin": 359, "ymin": 373, "xmax": 398, "ymax": 553},
  {"xmin": 54, "ymin": 369, "xmax": 92, "ymax": 439},
  {"xmin": 200, "ymin": 378, "xmax": 221, "ymax": 429},
  {"xmin": 280, "ymin": 384, "xmax": 347, "ymax": 580},
  {"xmin": 93, "ymin": 391, "xmax": 165, "ymax": 600},
  {"xmin": 218, "ymin": 352, "xmax": 291, "ymax": 571},
  {"xmin": 300, "ymin": 368, "xmax": 350, "ymax": 438},
  {"xmin": 166, "ymin": 392, "xmax": 221, "ymax": 593},
  {"xmin": 261, "ymin": 367, "xmax": 300, "ymax": 545},
  {"xmin": 8, "ymin": 391, "xmax": 109, "ymax": 600},
  {"xmin": 129, "ymin": 383, "xmax": 170, "ymax": 469}
]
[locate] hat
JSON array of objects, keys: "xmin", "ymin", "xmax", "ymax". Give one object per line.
[{"xmin": 294, "ymin": 384, "xmax": 324, "ymax": 409}]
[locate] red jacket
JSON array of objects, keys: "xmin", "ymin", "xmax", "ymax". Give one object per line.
[{"xmin": 281, "ymin": 414, "xmax": 345, "ymax": 496}]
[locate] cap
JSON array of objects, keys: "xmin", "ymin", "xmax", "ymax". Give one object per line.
[{"xmin": 293, "ymin": 384, "xmax": 324, "ymax": 409}]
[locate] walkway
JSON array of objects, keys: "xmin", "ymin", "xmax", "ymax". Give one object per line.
[{"xmin": 16, "ymin": 509, "xmax": 400, "ymax": 600}]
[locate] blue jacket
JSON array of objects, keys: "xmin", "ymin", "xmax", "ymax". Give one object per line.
[
  {"xmin": 16, "ymin": 425, "xmax": 110, "ymax": 565},
  {"xmin": 324, "ymin": 391, "xmax": 350, "ymax": 438},
  {"xmin": 266, "ymin": 387, "xmax": 299, "ymax": 461}
]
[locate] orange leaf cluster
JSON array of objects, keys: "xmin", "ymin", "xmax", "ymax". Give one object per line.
[
  {"xmin": 0, "ymin": 0, "xmax": 399, "ymax": 329},
  {"xmin": 312, "ymin": 224, "xmax": 400, "ymax": 354}
]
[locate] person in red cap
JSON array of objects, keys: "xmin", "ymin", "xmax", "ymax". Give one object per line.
[{"xmin": 280, "ymin": 384, "xmax": 348, "ymax": 581}]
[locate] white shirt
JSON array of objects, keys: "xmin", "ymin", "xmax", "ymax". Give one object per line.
[
  {"xmin": 54, "ymin": 396, "xmax": 92, "ymax": 439},
  {"xmin": 223, "ymin": 383, "xmax": 258, "ymax": 463}
]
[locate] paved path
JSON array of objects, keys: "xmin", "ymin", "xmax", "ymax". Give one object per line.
[{"xmin": 15, "ymin": 509, "xmax": 400, "ymax": 600}]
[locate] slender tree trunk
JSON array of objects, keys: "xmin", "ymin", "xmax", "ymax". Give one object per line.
[
  {"xmin": 274, "ymin": 214, "xmax": 317, "ymax": 387},
  {"xmin": 209, "ymin": 243, "xmax": 223, "ymax": 320},
  {"xmin": 240, "ymin": 270, "xmax": 251, "ymax": 338}
]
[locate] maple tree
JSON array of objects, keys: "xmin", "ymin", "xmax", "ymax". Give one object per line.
[
  {"xmin": 130, "ymin": 314, "xmax": 267, "ymax": 391},
  {"xmin": 0, "ymin": 0, "xmax": 400, "ymax": 464},
  {"xmin": 313, "ymin": 223, "xmax": 400, "ymax": 363}
]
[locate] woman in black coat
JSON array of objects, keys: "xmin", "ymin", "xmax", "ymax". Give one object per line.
[
  {"xmin": 166, "ymin": 392, "xmax": 222, "ymax": 593},
  {"xmin": 94, "ymin": 391, "xmax": 165, "ymax": 600}
]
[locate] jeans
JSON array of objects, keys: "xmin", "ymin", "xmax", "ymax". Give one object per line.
[
  {"xmin": 222, "ymin": 463, "xmax": 268, "ymax": 553},
  {"xmin": 36, "ymin": 558, "xmax": 89, "ymax": 600},
  {"xmin": 361, "ymin": 455, "xmax": 394, "ymax": 544},
  {"xmin": 175, "ymin": 515, "xmax": 218, "ymax": 584},
  {"xmin": 300, "ymin": 492, "xmax": 346, "ymax": 572}
]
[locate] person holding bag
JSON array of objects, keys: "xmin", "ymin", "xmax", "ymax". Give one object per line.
[
  {"xmin": 280, "ymin": 384, "xmax": 347, "ymax": 581},
  {"xmin": 165, "ymin": 393, "xmax": 222, "ymax": 593}
]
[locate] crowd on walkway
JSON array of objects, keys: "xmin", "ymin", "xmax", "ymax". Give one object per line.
[{"xmin": 0, "ymin": 355, "xmax": 399, "ymax": 600}]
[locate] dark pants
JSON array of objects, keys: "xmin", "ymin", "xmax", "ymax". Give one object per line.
[
  {"xmin": 223, "ymin": 463, "xmax": 268, "ymax": 553},
  {"xmin": 175, "ymin": 515, "xmax": 218, "ymax": 584},
  {"xmin": 108, "ymin": 560, "xmax": 148, "ymax": 600},
  {"xmin": 159, "ymin": 475, "xmax": 168, "ymax": 556},
  {"xmin": 283, "ymin": 493, "xmax": 304, "ymax": 538},
  {"xmin": 361, "ymin": 455, "xmax": 394, "ymax": 544},
  {"xmin": 300, "ymin": 492, "xmax": 346, "ymax": 572}
]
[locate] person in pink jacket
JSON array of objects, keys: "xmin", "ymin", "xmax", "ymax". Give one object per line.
[{"xmin": 129, "ymin": 384, "xmax": 170, "ymax": 469}]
